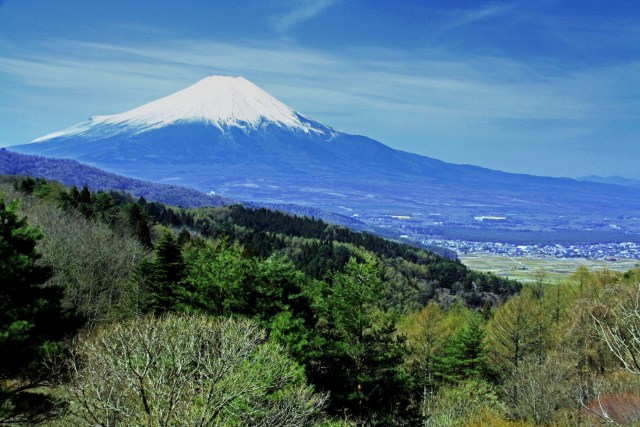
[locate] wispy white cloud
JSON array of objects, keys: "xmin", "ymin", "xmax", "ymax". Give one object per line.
[
  {"xmin": 271, "ymin": 0, "xmax": 341, "ymax": 32},
  {"xmin": 108, "ymin": 21, "xmax": 169, "ymax": 35},
  {"xmin": 1, "ymin": 36, "xmax": 632, "ymax": 125},
  {"xmin": 442, "ymin": 3, "xmax": 515, "ymax": 31},
  {"xmin": 0, "ymin": 43, "xmax": 606, "ymax": 144}
]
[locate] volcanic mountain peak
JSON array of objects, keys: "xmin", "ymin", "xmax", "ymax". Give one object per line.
[
  {"xmin": 13, "ymin": 76, "xmax": 640, "ymax": 245},
  {"xmin": 33, "ymin": 75, "xmax": 329, "ymax": 142}
]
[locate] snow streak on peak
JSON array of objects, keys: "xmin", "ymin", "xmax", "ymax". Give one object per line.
[{"xmin": 33, "ymin": 76, "xmax": 330, "ymax": 142}]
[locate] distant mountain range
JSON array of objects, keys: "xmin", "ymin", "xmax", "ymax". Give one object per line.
[
  {"xmin": 9, "ymin": 76, "xmax": 640, "ymax": 243},
  {"xmin": 0, "ymin": 148, "xmax": 228, "ymax": 207},
  {"xmin": 578, "ymin": 175, "xmax": 640, "ymax": 189}
]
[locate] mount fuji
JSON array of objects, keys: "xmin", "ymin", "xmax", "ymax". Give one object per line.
[
  {"xmin": 32, "ymin": 76, "xmax": 334, "ymax": 142},
  {"xmin": 10, "ymin": 76, "xmax": 640, "ymax": 242}
]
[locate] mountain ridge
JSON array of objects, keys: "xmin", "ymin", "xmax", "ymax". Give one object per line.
[
  {"xmin": 0, "ymin": 148, "xmax": 229, "ymax": 207},
  {"xmin": 578, "ymin": 175, "xmax": 640, "ymax": 189}
]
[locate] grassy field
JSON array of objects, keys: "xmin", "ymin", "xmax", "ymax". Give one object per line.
[{"xmin": 460, "ymin": 254, "xmax": 640, "ymax": 283}]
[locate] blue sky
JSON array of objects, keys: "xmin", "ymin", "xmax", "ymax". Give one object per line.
[{"xmin": 1, "ymin": 0, "xmax": 639, "ymax": 178}]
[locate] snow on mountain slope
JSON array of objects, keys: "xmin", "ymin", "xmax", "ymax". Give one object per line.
[{"xmin": 33, "ymin": 76, "xmax": 331, "ymax": 142}]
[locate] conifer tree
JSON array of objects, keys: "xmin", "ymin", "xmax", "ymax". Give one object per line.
[
  {"xmin": 0, "ymin": 198, "xmax": 75, "ymax": 420},
  {"xmin": 79, "ymin": 185, "xmax": 91, "ymax": 205},
  {"xmin": 315, "ymin": 256, "xmax": 410, "ymax": 425},
  {"xmin": 127, "ymin": 203, "xmax": 152, "ymax": 247},
  {"xmin": 1, "ymin": 199, "xmax": 57, "ymax": 376},
  {"xmin": 77, "ymin": 185, "xmax": 93, "ymax": 217},
  {"xmin": 146, "ymin": 231, "xmax": 187, "ymax": 313},
  {"xmin": 435, "ymin": 315, "xmax": 494, "ymax": 384}
]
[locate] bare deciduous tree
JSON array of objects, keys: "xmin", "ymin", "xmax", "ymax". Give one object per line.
[
  {"xmin": 505, "ymin": 354, "xmax": 575, "ymax": 425},
  {"xmin": 63, "ymin": 314, "xmax": 326, "ymax": 426},
  {"xmin": 4, "ymin": 185, "xmax": 148, "ymax": 325},
  {"xmin": 592, "ymin": 283, "xmax": 640, "ymax": 376}
]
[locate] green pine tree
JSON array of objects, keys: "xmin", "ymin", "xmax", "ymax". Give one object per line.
[
  {"xmin": 127, "ymin": 203, "xmax": 152, "ymax": 248},
  {"xmin": 0, "ymin": 197, "xmax": 76, "ymax": 421},
  {"xmin": 315, "ymin": 256, "xmax": 410, "ymax": 425},
  {"xmin": 435, "ymin": 315, "xmax": 494, "ymax": 384},
  {"xmin": 146, "ymin": 231, "xmax": 188, "ymax": 313}
]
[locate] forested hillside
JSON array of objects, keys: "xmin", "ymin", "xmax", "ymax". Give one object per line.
[{"xmin": 3, "ymin": 175, "xmax": 640, "ymax": 425}]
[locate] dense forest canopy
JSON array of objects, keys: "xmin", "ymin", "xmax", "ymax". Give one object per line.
[{"xmin": 2, "ymin": 174, "xmax": 640, "ymax": 425}]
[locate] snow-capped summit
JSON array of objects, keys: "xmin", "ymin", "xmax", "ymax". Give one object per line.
[{"xmin": 33, "ymin": 76, "xmax": 330, "ymax": 142}]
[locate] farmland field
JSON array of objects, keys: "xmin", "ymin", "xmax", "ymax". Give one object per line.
[{"xmin": 460, "ymin": 254, "xmax": 640, "ymax": 283}]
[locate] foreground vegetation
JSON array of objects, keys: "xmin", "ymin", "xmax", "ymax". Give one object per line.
[{"xmin": 2, "ymin": 176, "xmax": 640, "ymax": 425}]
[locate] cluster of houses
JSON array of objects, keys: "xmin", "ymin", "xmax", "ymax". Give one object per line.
[{"xmin": 422, "ymin": 239, "xmax": 640, "ymax": 260}]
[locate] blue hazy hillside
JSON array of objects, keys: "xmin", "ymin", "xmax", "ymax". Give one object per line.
[{"xmin": 0, "ymin": 148, "xmax": 228, "ymax": 208}]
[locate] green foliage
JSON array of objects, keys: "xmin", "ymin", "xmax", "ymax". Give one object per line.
[
  {"xmin": 154, "ymin": 231, "xmax": 186, "ymax": 285},
  {"xmin": 0, "ymin": 197, "xmax": 67, "ymax": 378},
  {"xmin": 183, "ymin": 241, "xmax": 311, "ymax": 321},
  {"xmin": 127, "ymin": 202, "xmax": 152, "ymax": 247},
  {"xmin": 487, "ymin": 293, "xmax": 540, "ymax": 373},
  {"xmin": 132, "ymin": 231, "xmax": 188, "ymax": 314},
  {"xmin": 9, "ymin": 175, "xmax": 521, "ymax": 312},
  {"xmin": 182, "ymin": 241, "xmax": 323, "ymax": 375},
  {"xmin": 312, "ymin": 257, "xmax": 411, "ymax": 425},
  {"xmin": 183, "ymin": 241, "xmax": 251, "ymax": 315},
  {"xmin": 154, "ymin": 202, "xmax": 521, "ymax": 308},
  {"xmin": 423, "ymin": 379, "xmax": 506, "ymax": 427},
  {"xmin": 0, "ymin": 196, "xmax": 77, "ymax": 422},
  {"xmin": 434, "ymin": 315, "xmax": 495, "ymax": 384}
]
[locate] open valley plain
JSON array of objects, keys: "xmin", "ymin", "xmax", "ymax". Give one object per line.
[{"xmin": 460, "ymin": 254, "xmax": 639, "ymax": 283}]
